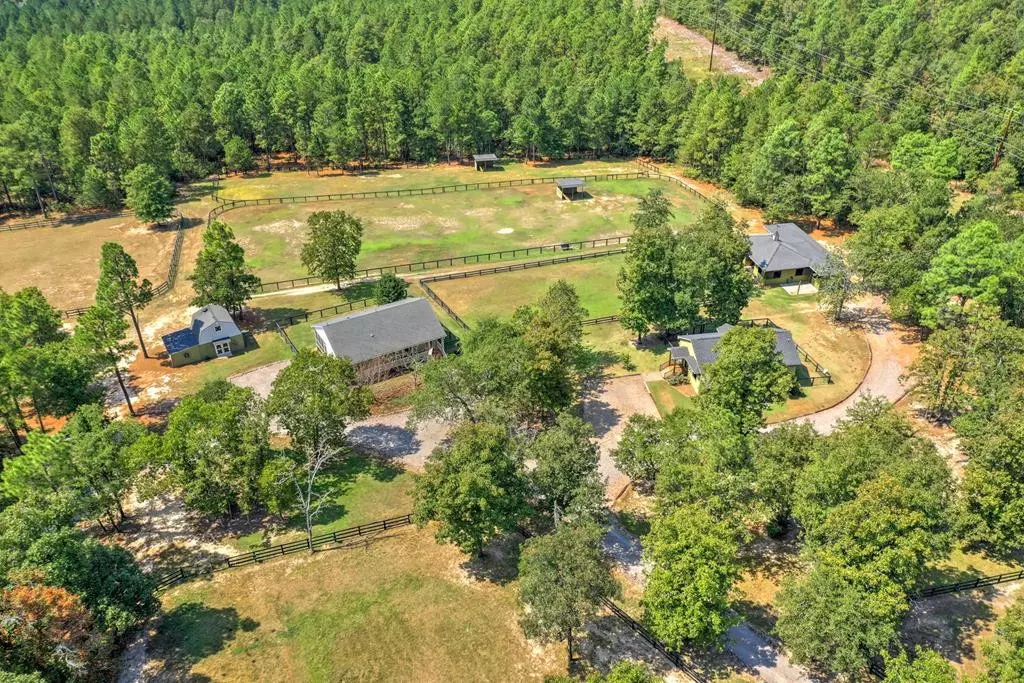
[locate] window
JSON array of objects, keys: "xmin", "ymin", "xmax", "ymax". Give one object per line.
[
  {"xmin": 794, "ymin": 268, "xmax": 806, "ymax": 276},
  {"xmin": 213, "ymin": 340, "xmax": 232, "ymax": 357},
  {"xmin": 183, "ymin": 352, "xmax": 190, "ymax": 358},
  {"xmin": 765, "ymin": 270, "xmax": 779, "ymax": 279},
  {"xmin": 214, "ymin": 325, "xmax": 222, "ymax": 331}
]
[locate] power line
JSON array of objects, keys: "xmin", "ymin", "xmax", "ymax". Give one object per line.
[
  {"xmin": 704, "ymin": 21, "xmax": 1024, "ymax": 166},
  {"xmin": 678, "ymin": 3, "xmax": 1019, "ymax": 132}
]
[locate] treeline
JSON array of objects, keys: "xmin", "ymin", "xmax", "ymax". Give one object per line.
[
  {"xmin": 0, "ymin": 0, "xmax": 679, "ymax": 213},
  {"xmin": 663, "ymin": 0, "xmax": 1024, "ymax": 195}
]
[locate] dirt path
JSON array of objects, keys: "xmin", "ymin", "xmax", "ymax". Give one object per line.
[{"xmin": 653, "ymin": 15, "xmax": 771, "ymax": 86}]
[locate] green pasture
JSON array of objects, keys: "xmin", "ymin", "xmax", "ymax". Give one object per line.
[{"xmin": 221, "ymin": 177, "xmax": 705, "ymax": 282}]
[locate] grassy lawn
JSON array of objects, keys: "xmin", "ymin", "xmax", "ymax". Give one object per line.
[
  {"xmin": 584, "ymin": 324, "xmax": 670, "ymax": 376},
  {"xmin": 146, "ymin": 526, "xmax": 563, "ymax": 682},
  {"xmin": 229, "ymin": 455, "xmax": 417, "ymax": 551},
  {"xmin": 747, "ymin": 288, "xmax": 871, "ymax": 424},
  {"xmin": 646, "ymin": 379, "xmax": 696, "ymax": 416},
  {"xmin": 173, "ymin": 324, "xmax": 312, "ymax": 395},
  {"xmin": 0, "ymin": 215, "xmax": 178, "ymax": 310},
  {"xmin": 222, "ymin": 178, "xmax": 703, "ymax": 282},
  {"xmin": 428, "ymin": 253, "xmax": 625, "ymax": 325}
]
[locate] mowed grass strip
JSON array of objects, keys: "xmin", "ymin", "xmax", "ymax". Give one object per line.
[
  {"xmin": 426, "ymin": 253, "xmax": 626, "ymax": 324},
  {"xmin": 0, "ymin": 216, "xmax": 178, "ymax": 310},
  {"xmin": 147, "ymin": 526, "xmax": 563, "ymax": 682},
  {"xmin": 224, "ymin": 179, "xmax": 703, "ymax": 282}
]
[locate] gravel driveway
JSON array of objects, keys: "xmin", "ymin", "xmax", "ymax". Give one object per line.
[
  {"xmin": 790, "ymin": 305, "xmax": 913, "ymax": 434},
  {"xmin": 582, "ymin": 375, "xmax": 660, "ymax": 499}
]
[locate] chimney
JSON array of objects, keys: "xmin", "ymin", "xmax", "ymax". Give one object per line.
[{"xmin": 772, "ymin": 230, "xmax": 780, "ymax": 241}]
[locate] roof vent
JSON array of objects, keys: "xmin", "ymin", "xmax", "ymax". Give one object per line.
[{"xmin": 772, "ymin": 231, "xmax": 781, "ymax": 241}]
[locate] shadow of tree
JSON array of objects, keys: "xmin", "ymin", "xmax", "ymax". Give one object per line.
[
  {"xmin": 902, "ymin": 590, "xmax": 996, "ymax": 664},
  {"xmin": 148, "ymin": 603, "xmax": 258, "ymax": 681},
  {"xmin": 347, "ymin": 424, "xmax": 423, "ymax": 459},
  {"xmin": 461, "ymin": 532, "xmax": 524, "ymax": 585}
]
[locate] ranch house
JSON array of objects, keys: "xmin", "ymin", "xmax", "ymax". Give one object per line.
[
  {"xmin": 666, "ymin": 323, "xmax": 803, "ymax": 393},
  {"xmin": 162, "ymin": 304, "xmax": 246, "ymax": 367},
  {"xmin": 746, "ymin": 222, "xmax": 828, "ymax": 285},
  {"xmin": 312, "ymin": 297, "xmax": 447, "ymax": 384}
]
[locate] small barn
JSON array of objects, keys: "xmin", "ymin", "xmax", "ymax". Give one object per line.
[
  {"xmin": 555, "ymin": 178, "xmax": 584, "ymax": 200},
  {"xmin": 746, "ymin": 223, "xmax": 828, "ymax": 285},
  {"xmin": 312, "ymin": 297, "xmax": 447, "ymax": 384},
  {"xmin": 666, "ymin": 323, "xmax": 802, "ymax": 392},
  {"xmin": 162, "ymin": 304, "xmax": 245, "ymax": 367},
  {"xmin": 473, "ymin": 153, "xmax": 499, "ymax": 171}
]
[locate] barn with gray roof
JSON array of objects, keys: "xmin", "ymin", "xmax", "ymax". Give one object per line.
[
  {"xmin": 162, "ymin": 304, "xmax": 245, "ymax": 367},
  {"xmin": 746, "ymin": 223, "xmax": 829, "ymax": 285},
  {"xmin": 312, "ymin": 297, "xmax": 447, "ymax": 383}
]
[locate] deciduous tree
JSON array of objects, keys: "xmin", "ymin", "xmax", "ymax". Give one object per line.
[
  {"xmin": 189, "ymin": 221, "xmax": 261, "ymax": 314},
  {"xmin": 698, "ymin": 326, "xmax": 797, "ymax": 434},
  {"xmin": 642, "ymin": 504, "xmax": 743, "ymax": 650},
  {"xmin": 301, "ymin": 210, "xmax": 364, "ymax": 290},
  {"xmin": 413, "ymin": 421, "xmax": 529, "ymax": 555},
  {"xmin": 123, "ymin": 163, "xmax": 172, "ymax": 224},
  {"xmin": 517, "ymin": 521, "xmax": 620, "ymax": 670}
]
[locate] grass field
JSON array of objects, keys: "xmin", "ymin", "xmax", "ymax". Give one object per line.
[
  {"xmin": 0, "ymin": 216, "xmax": 178, "ymax": 310},
  {"xmin": 427, "ymin": 252, "xmax": 625, "ymax": 325},
  {"xmin": 214, "ymin": 159, "xmax": 642, "ymax": 201},
  {"xmin": 221, "ymin": 178, "xmax": 704, "ymax": 282},
  {"xmin": 146, "ymin": 526, "xmax": 563, "ymax": 682}
]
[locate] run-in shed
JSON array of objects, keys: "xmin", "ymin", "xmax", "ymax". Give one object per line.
[
  {"xmin": 473, "ymin": 153, "xmax": 499, "ymax": 171},
  {"xmin": 555, "ymin": 178, "xmax": 584, "ymax": 200}
]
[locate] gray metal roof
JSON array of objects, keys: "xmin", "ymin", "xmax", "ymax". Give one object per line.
[
  {"xmin": 473, "ymin": 153, "xmax": 499, "ymax": 162},
  {"xmin": 671, "ymin": 323, "xmax": 802, "ymax": 375},
  {"xmin": 556, "ymin": 178, "xmax": 585, "ymax": 189},
  {"xmin": 748, "ymin": 223, "xmax": 828, "ymax": 273},
  {"xmin": 161, "ymin": 304, "xmax": 240, "ymax": 354},
  {"xmin": 312, "ymin": 297, "xmax": 445, "ymax": 364}
]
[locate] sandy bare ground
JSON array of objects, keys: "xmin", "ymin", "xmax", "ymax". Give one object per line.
[
  {"xmin": 903, "ymin": 581, "xmax": 1024, "ymax": 678},
  {"xmin": 653, "ymin": 15, "xmax": 771, "ymax": 86}
]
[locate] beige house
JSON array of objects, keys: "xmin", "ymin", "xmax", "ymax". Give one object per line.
[
  {"xmin": 746, "ymin": 223, "xmax": 828, "ymax": 285},
  {"xmin": 667, "ymin": 323, "xmax": 803, "ymax": 392}
]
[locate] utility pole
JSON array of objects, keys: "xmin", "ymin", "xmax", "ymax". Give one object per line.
[
  {"xmin": 992, "ymin": 108, "xmax": 1016, "ymax": 171},
  {"xmin": 708, "ymin": 4, "xmax": 719, "ymax": 73}
]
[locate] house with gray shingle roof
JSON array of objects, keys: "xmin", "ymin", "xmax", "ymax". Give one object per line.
[
  {"xmin": 746, "ymin": 223, "xmax": 828, "ymax": 285},
  {"xmin": 312, "ymin": 297, "xmax": 446, "ymax": 383},
  {"xmin": 667, "ymin": 323, "xmax": 803, "ymax": 392},
  {"xmin": 162, "ymin": 304, "xmax": 245, "ymax": 367}
]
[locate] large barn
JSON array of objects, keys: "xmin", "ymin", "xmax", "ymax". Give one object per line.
[{"xmin": 311, "ymin": 297, "xmax": 447, "ymax": 383}]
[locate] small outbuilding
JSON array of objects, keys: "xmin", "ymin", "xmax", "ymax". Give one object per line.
[
  {"xmin": 746, "ymin": 223, "xmax": 828, "ymax": 285},
  {"xmin": 162, "ymin": 304, "xmax": 245, "ymax": 368},
  {"xmin": 312, "ymin": 297, "xmax": 447, "ymax": 384},
  {"xmin": 666, "ymin": 323, "xmax": 802, "ymax": 392},
  {"xmin": 473, "ymin": 153, "xmax": 499, "ymax": 171},
  {"xmin": 555, "ymin": 178, "xmax": 585, "ymax": 200}
]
